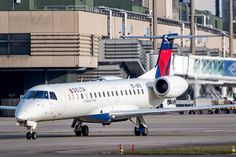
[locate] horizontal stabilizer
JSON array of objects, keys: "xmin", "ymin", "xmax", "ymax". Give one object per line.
[{"xmin": 0, "ymin": 106, "xmax": 16, "ymax": 110}]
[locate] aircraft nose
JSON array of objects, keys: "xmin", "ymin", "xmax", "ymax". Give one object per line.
[{"xmin": 15, "ymin": 107, "xmax": 28, "ymax": 121}]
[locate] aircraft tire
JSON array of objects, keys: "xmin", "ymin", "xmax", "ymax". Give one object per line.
[
  {"xmin": 142, "ymin": 127, "xmax": 148, "ymax": 136},
  {"xmin": 82, "ymin": 125, "xmax": 89, "ymax": 136},
  {"xmin": 32, "ymin": 132, "xmax": 37, "ymax": 140},
  {"xmin": 134, "ymin": 127, "xmax": 140, "ymax": 136},
  {"xmin": 198, "ymin": 110, "xmax": 203, "ymax": 114},
  {"xmin": 75, "ymin": 131, "xmax": 82, "ymax": 136},
  {"xmin": 26, "ymin": 132, "xmax": 32, "ymax": 140}
]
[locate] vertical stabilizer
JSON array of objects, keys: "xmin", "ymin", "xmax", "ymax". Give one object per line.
[{"xmin": 139, "ymin": 33, "xmax": 178, "ymax": 79}]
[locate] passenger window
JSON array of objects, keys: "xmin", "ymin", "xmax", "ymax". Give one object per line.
[
  {"xmin": 68, "ymin": 94, "xmax": 71, "ymax": 100},
  {"xmin": 94, "ymin": 92, "xmax": 97, "ymax": 98},
  {"xmin": 103, "ymin": 92, "xmax": 106, "ymax": 97},
  {"xmin": 90, "ymin": 93, "xmax": 93, "ymax": 98},
  {"xmin": 120, "ymin": 90, "xmax": 123, "ymax": 96},
  {"xmin": 111, "ymin": 91, "xmax": 114, "ymax": 96},
  {"xmin": 50, "ymin": 92, "xmax": 57, "ymax": 100},
  {"xmin": 137, "ymin": 89, "xmax": 140, "ymax": 95},
  {"xmin": 141, "ymin": 89, "xmax": 144, "ymax": 94},
  {"xmin": 125, "ymin": 90, "xmax": 128, "ymax": 95},
  {"xmin": 129, "ymin": 90, "xmax": 132, "ymax": 95},
  {"xmin": 133, "ymin": 89, "xmax": 136, "ymax": 95},
  {"xmin": 98, "ymin": 92, "xmax": 101, "ymax": 98},
  {"xmin": 81, "ymin": 93, "xmax": 84, "ymax": 99},
  {"xmin": 107, "ymin": 91, "xmax": 110, "ymax": 97},
  {"xmin": 115, "ymin": 91, "xmax": 118, "ymax": 96},
  {"xmin": 76, "ymin": 93, "xmax": 79, "ymax": 99}
]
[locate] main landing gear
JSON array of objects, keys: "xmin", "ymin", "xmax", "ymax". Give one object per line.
[
  {"xmin": 133, "ymin": 116, "xmax": 148, "ymax": 136},
  {"xmin": 71, "ymin": 119, "xmax": 89, "ymax": 136}
]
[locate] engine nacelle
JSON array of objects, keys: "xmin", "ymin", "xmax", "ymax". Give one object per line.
[{"xmin": 153, "ymin": 76, "xmax": 188, "ymax": 98}]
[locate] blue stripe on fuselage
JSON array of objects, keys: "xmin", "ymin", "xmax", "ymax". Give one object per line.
[{"xmin": 79, "ymin": 113, "xmax": 111, "ymax": 123}]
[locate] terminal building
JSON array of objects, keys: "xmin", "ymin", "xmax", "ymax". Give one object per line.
[{"xmin": 0, "ymin": 0, "xmax": 236, "ymax": 116}]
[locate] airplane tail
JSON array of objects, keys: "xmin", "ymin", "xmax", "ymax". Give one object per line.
[
  {"xmin": 124, "ymin": 33, "xmax": 216, "ymax": 80},
  {"xmin": 139, "ymin": 33, "xmax": 178, "ymax": 79}
]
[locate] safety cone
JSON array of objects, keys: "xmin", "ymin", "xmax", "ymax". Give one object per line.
[
  {"xmin": 232, "ymin": 146, "xmax": 236, "ymax": 154},
  {"xmin": 119, "ymin": 144, "xmax": 124, "ymax": 154}
]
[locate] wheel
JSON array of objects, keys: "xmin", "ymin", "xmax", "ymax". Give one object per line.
[
  {"xmin": 198, "ymin": 110, "xmax": 203, "ymax": 114},
  {"xmin": 82, "ymin": 125, "xmax": 89, "ymax": 136},
  {"xmin": 215, "ymin": 109, "xmax": 219, "ymax": 114},
  {"xmin": 208, "ymin": 110, "xmax": 213, "ymax": 114},
  {"xmin": 179, "ymin": 111, "xmax": 184, "ymax": 115},
  {"xmin": 134, "ymin": 126, "xmax": 140, "ymax": 136},
  {"xmin": 75, "ymin": 131, "xmax": 82, "ymax": 136},
  {"xmin": 26, "ymin": 132, "xmax": 32, "ymax": 140},
  {"xmin": 189, "ymin": 111, "xmax": 192, "ymax": 115},
  {"xmin": 32, "ymin": 132, "xmax": 37, "ymax": 140},
  {"xmin": 225, "ymin": 109, "xmax": 230, "ymax": 114},
  {"xmin": 142, "ymin": 127, "xmax": 148, "ymax": 136}
]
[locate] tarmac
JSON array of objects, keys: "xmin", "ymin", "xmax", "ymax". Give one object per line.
[{"xmin": 0, "ymin": 114, "xmax": 236, "ymax": 157}]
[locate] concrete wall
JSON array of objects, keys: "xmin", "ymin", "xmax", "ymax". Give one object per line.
[{"xmin": 0, "ymin": 10, "xmax": 236, "ymax": 69}]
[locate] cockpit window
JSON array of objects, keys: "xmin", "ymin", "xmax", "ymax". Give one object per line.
[
  {"xmin": 49, "ymin": 92, "xmax": 57, "ymax": 100},
  {"xmin": 23, "ymin": 90, "xmax": 49, "ymax": 99}
]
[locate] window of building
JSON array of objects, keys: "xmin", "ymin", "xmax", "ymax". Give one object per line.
[{"xmin": 0, "ymin": 33, "xmax": 30, "ymax": 55}]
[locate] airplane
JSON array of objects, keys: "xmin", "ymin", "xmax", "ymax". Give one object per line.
[{"xmin": 0, "ymin": 33, "xmax": 235, "ymax": 140}]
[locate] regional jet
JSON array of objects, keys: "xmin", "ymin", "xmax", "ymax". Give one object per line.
[{"xmin": 0, "ymin": 33, "xmax": 234, "ymax": 140}]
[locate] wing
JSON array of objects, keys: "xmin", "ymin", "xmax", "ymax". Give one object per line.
[
  {"xmin": 109, "ymin": 104, "xmax": 236, "ymax": 120},
  {"xmin": 0, "ymin": 106, "xmax": 17, "ymax": 110}
]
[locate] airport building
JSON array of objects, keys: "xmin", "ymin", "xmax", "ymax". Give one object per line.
[{"xmin": 0, "ymin": 0, "xmax": 236, "ymax": 116}]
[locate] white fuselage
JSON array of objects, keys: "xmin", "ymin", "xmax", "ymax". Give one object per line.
[{"xmin": 15, "ymin": 79, "xmax": 164, "ymax": 123}]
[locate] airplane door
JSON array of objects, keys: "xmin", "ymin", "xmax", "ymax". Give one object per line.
[{"xmin": 49, "ymin": 90, "xmax": 63, "ymax": 119}]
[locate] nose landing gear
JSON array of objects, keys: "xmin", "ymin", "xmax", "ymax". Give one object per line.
[
  {"xmin": 17, "ymin": 121, "xmax": 38, "ymax": 140},
  {"xmin": 26, "ymin": 131, "xmax": 37, "ymax": 140}
]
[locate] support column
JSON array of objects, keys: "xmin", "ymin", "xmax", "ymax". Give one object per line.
[
  {"xmin": 194, "ymin": 83, "xmax": 201, "ymax": 106},
  {"xmin": 190, "ymin": 0, "xmax": 195, "ymax": 55},
  {"xmin": 152, "ymin": 0, "xmax": 158, "ymax": 53},
  {"xmin": 232, "ymin": 87, "xmax": 236, "ymax": 101},
  {"xmin": 229, "ymin": 0, "xmax": 234, "ymax": 57},
  {"xmin": 221, "ymin": 86, "xmax": 228, "ymax": 98},
  {"xmin": 108, "ymin": 10, "xmax": 112, "ymax": 39}
]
